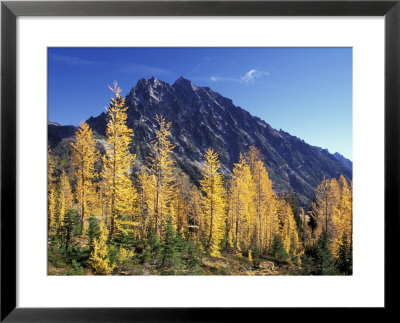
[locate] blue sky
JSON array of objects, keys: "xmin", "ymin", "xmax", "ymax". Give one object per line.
[{"xmin": 48, "ymin": 47, "xmax": 352, "ymax": 160}]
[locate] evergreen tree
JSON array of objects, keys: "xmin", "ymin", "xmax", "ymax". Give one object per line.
[
  {"xmin": 68, "ymin": 259, "xmax": 84, "ymax": 275},
  {"xmin": 336, "ymin": 233, "xmax": 352, "ymax": 275},
  {"xmin": 88, "ymin": 214, "xmax": 100, "ymax": 250},
  {"xmin": 160, "ymin": 216, "xmax": 182, "ymax": 273},
  {"xmin": 63, "ymin": 209, "xmax": 81, "ymax": 249},
  {"xmin": 269, "ymin": 235, "xmax": 289, "ymax": 262},
  {"xmin": 315, "ymin": 230, "xmax": 337, "ymax": 275},
  {"xmin": 145, "ymin": 231, "xmax": 162, "ymax": 264},
  {"xmin": 250, "ymin": 242, "xmax": 261, "ymax": 267},
  {"xmin": 186, "ymin": 241, "xmax": 202, "ymax": 274}
]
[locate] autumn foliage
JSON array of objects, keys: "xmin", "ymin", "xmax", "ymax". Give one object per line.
[{"xmin": 48, "ymin": 82, "xmax": 352, "ymax": 275}]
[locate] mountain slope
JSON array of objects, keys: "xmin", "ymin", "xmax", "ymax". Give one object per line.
[
  {"xmin": 50, "ymin": 77, "xmax": 352, "ymax": 206},
  {"xmin": 48, "ymin": 122, "xmax": 77, "ymax": 148},
  {"xmin": 333, "ymin": 152, "xmax": 353, "ymax": 171}
]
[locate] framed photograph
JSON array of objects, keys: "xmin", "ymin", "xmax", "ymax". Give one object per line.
[{"xmin": 1, "ymin": 0, "xmax": 399, "ymax": 321}]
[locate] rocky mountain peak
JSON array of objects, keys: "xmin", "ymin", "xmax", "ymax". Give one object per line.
[
  {"xmin": 134, "ymin": 76, "xmax": 166, "ymax": 90},
  {"xmin": 173, "ymin": 76, "xmax": 196, "ymax": 89},
  {"xmin": 49, "ymin": 77, "xmax": 352, "ymax": 207}
]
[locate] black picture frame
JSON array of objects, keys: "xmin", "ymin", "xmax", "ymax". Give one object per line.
[{"xmin": 1, "ymin": 0, "xmax": 399, "ymax": 321}]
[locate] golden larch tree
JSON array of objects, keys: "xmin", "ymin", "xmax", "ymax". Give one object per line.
[
  {"xmin": 276, "ymin": 197, "xmax": 303, "ymax": 261},
  {"xmin": 341, "ymin": 176, "xmax": 352, "ymax": 249},
  {"xmin": 148, "ymin": 114, "xmax": 176, "ymax": 238},
  {"xmin": 188, "ymin": 184, "xmax": 203, "ymax": 244},
  {"xmin": 300, "ymin": 207, "xmax": 312, "ymax": 246},
  {"xmin": 246, "ymin": 145, "xmax": 277, "ymax": 254},
  {"xmin": 276, "ymin": 198, "xmax": 291, "ymax": 253},
  {"xmin": 101, "ymin": 82, "xmax": 137, "ymax": 240},
  {"xmin": 56, "ymin": 170, "xmax": 74, "ymax": 230},
  {"xmin": 48, "ymin": 146, "xmax": 57, "ymax": 234},
  {"xmin": 309, "ymin": 177, "xmax": 340, "ymax": 240},
  {"xmin": 227, "ymin": 153, "xmax": 255, "ymax": 252},
  {"xmin": 200, "ymin": 148, "xmax": 227, "ymax": 257},
  {"xmin": 56, "ymin": 186, "xmax": 65, "ymax": 232},
  {"xmin": 88, "ymin": 221, "xmax": 116, "ymax": 275},
  {"xmin": 70, "ymin": 122, "xmax": 99, "ymax": 227},
  {"xmin": 173, "ymin": 172, "xmax": 191, "ymax": 236},
  {"xmin": 137, "ymin": 169, "xmax": 156, "ymax": 239},
  {"xmin": 331, "ymin": 175, "xmax": 352, "ymax": 257}
]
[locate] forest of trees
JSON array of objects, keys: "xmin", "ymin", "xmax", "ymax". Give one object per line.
[{"xmin": 48, "ymin": 82, "xmax": 353, "ymax": 276}]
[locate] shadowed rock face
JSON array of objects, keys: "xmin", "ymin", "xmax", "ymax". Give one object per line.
[
  {"xmin": 50, "ymin": 77, "xmax": 352, "ymax": 207},
  {"xmin": 48, "ymin": 122, "xmax": 77, "ymax": 148}
]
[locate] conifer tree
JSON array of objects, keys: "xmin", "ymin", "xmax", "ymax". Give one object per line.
[
  {"xmin": 88, "ymin": 214, "xmax": 100, "ymax": 250},
  {"xmin": 88, "ymin": 222, "xmax": 115, "ymax": 275},
  {"xmin": 101, "ymin": 82, "xmax": 137, "ymax": 240},
  {"xmin": 276, "ymin": 197, "xmax": 303, "ymax": 262},
  {"xmin": 161, "ymin": 216, "xmax": 183, "ymax": 273},
  {"xmin": 187, "ymin": 241, "xmax": 202, "ymax": 273},
  {"xmin": 63, "ymin": 209, "xmax": 81, "ymax": 249},
  {"xmin": 300, "ymin": 208, "xmax": 312, "ymax": 246},
  {"xmin": 148, "ymin": 114, "xmax": 176, "ymax": 238},
  {"xmin": 332, "ymin": 175, "xmax": 352, "ymax": 257},
  {"xmin": 227, "ymin": 153, "xmax": 255, "ymax": 252},
  {"xmin": 336, "ymin": 233, "xmax": 352, "ymax": 274},
  {"xmin": 269, "ymin": 234, "xmax": 289, "ymax": 261},
  {"xmin": 137, "ymin": 170, "xmax": 156, "ymax": 239},
  {"xmin": 309, "ymin": 177, "xmax": 340, "ymax": 241},
  {"xmin": 70, "ymin": 122, "xmax": 99, "ymax": 227},
  {"xmin": 116, "ymin": 245, "xmax": 134, "ymax": 273},
  {"xmin": 188, "ymin": 185, "xmax": 203, "ymax": 244},
  {"xmin": 200, "ymin": 148, "xmax": 226, "ymax": 257},
  {"xmin": 246, "ymin": 145, "xmax": 277, "ymax": 254},
  {"xmin": 315, "ymin": 230, "xmax": 337, "ymax": 275},
  {"xmin": 288, "ymin": 210, "xmax": 304, "ymax": 263},
  {"xmin": 60, "ymin": 170, "xmax": 74, "ymax": 210},
  {"xmin": 276, "ymin": 198, "xmax": 291, "ymax": 253},
  {"xmin": 309, "ymin": 175, "xmax": 352, "ymax": 264},
  {"xmin": 48, "ymin": 146, "xmax": 57, "ymax": 235},
  {"xmin": 56, "ymin": 186, "xmax": 65, "ymax": 232},
  {"xmin": 56, "ymin": 170, "xmax": 74, "ymax": 230},
  {"xmin": 173, "ymin": 172, "xmax": 191, "ymax": 236}
]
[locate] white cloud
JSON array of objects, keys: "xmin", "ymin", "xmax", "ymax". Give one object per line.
[
  {"xmin": 240, "ymin": 69, "xmax": 269, "ymax": 84},
  {"xmin": 210, "ymin": 75, "xmax": 238, "ymax": 82},
  {"xmin": 209, "ymin": 69, "xmax": 269, "ymax": 84}
]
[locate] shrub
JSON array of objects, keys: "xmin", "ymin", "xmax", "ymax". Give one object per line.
[{"xmin": 68, "ymin": 259, "xmax": 84, "ymax": 275}]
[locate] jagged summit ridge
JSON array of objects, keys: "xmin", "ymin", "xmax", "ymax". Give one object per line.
[{"xmin": 50, "ymin": 77, "xmax": 352, "ymax": 206}]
